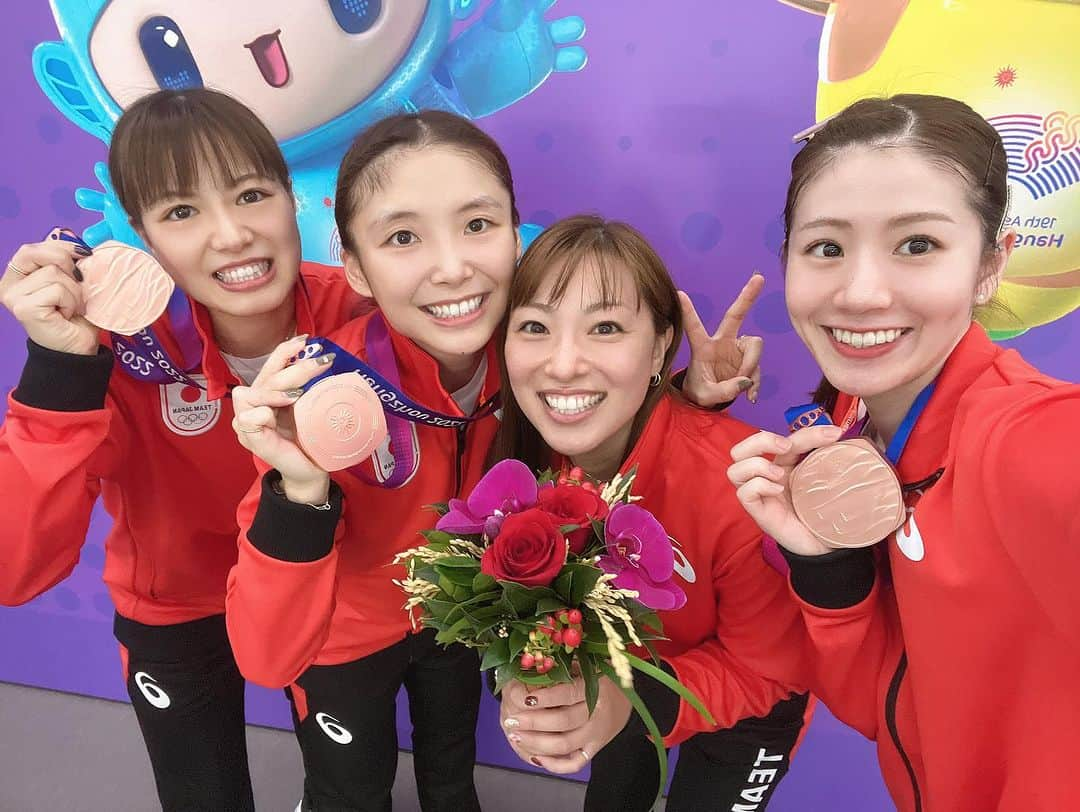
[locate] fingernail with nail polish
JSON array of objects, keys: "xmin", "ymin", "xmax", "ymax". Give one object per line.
[
  {"xmin": 283, "ymin": 388, "xmax": 304, "ymax": 399},
  {"xmin": 530, "ymin": 757, "xmax": 543, "ymax": 767},
  {"xmin": 316, "ymin": 353, "xmax": 336, "ymax": 366},
  {"xmin": 503, "ymin": 717, "xmax": 519, "ymax": 729},
  {"xmin": 524, "ymin": 695, "xmax": 538, "ymax": 708},
  {"xmin": 737, "ymin": 379, "xmax": 752, "ymax": 392},
  {"xmin": 72, "ymin": 267, "xmax": 84, "ymax": 283},
  {"xmin": 508, "ymin": 734, "xmax": 522, "ymax": 744},
  {"xmin": 74, "ymin": 247, "xmax": 92, "ymax": 257}
]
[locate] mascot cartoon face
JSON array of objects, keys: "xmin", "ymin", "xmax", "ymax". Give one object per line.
[
  {"xmin": 34, "ymin": 0, "xmax": 585, "ymax": 261},
  {"xmin": 782, "ymin": 0, "xmax": 1080, "ymax": 337},
  {"xmin": 35, "ymin": 1, "xmax": 462, "ymax": 160}
]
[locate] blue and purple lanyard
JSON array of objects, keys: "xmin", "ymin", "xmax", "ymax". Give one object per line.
[
  {"xmin": 784, "ymin": 381, "xmax": 936, "ymax": 468},
  {"xmin": 60, "ymin": 228, "xmax": 495, "ymax": 486},
  {"xmin": 297, "ymin": 313, "xmax": 498, "ymax": 488}
]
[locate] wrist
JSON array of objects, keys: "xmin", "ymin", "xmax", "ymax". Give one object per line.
[{"xmin": 276, "ymin": 475, "xmax": 330, "ymax": 507}]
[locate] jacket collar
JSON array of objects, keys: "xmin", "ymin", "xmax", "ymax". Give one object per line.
[
  {"xmin": 185, "ymin": 282, "xmax": 317, "ymax": 401},
  {"xmin": 835, "ymin": 323, "xmax": 1003, "ymax": 485},
  {"xmin": 378, "ymin": 315, "xmax": 501, "ymax": 416}
]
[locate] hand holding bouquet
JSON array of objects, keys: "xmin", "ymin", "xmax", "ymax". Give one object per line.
[{"xmin": 395, "ymin": 460, "xmax": 714, "ymax": 804}]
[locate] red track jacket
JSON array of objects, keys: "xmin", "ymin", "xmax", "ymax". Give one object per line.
[
  {"xmin": 0, "ymin": 263, "xmax": 359, "ymax": 626},
  {"xmin": 784, "ymin": 325, "xmax": 1080, "ymax": 811},
  {"xmin": 226, "ymin": 311, "xmax": 502, "ymax": 688}
]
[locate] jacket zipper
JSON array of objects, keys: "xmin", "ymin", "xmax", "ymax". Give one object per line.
[{"xmin": 885, "ymin": 652, "xmax": 922, "ymax": 812}]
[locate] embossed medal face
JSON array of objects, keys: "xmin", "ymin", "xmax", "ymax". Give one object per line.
[
  {"xmin": 77, "ymin": 241, "xmax": 175, "ymax": 335},
  {"xmin": 789, "ymin": 438, "xmax": 906, "ymax": 549},
  {"xmin": 293, "ymin": 372, "xmax": 388, "ymax": 472}
]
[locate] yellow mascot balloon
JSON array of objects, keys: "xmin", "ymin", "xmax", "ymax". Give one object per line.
[{"xmin": 782, "ymin": 0, "xmax": 1080, "ymax": 338}]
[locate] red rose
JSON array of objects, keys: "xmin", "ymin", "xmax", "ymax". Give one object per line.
[
  {"xmin": 537, "ymin": 484, "xmax": 610, "ymax": 554},
  {"xmin": 481, "ymin": 509, "xmax": 567, "ymax": 588}
]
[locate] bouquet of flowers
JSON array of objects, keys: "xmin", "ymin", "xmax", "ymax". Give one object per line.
[{"xmin": 395, "ymin": 459, "xmax": 715, "ymax": 802}]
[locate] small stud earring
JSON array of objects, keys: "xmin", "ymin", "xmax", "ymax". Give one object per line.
[{"xmin": 649, "ymin": 373, "xmax": 662, "ymax": 387}]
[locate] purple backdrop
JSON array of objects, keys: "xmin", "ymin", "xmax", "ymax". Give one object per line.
[{"xmin": 2, "ymin": 2, "xmax": 1075, "ymax": 809}]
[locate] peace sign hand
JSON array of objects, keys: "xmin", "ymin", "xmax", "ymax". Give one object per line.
[{"xmin": 679, "ymin": 273, "xmax": 765, "ymax": 408}]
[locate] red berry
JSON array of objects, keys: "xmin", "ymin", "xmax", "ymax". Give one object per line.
[
  {"xmin": 520, "ymin": 653, "xmax": 536, "ymax": 669},
  {"xmin": 563, "ymin": 628, "xmax": 582, "ymax": 648},
  {"xmin": 582, "ymin": 482, "xmax": 598, "ymax": 493},
  {"xmin": 569, "ymin": 466, "xmax": 585, "ymax": 481},
  {"xmin": 552, "ymin": 629, "xmax": 564, "ymax": 645},
  {"xmin": 545, "ymin": 614, "xmax": 556, "ymax": 627},
  {"xmin": 542, "ymin": 656, "xmax": 554, "ymax": 670},
  {"xmin": 567, "ymin": 609, "xmax": 583, "ymax": 624}
]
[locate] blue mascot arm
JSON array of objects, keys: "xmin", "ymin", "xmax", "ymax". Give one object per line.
[
  {"xmin": 439, "ymin": 0, "xmax": 587, "ymax": 118},
  {"xmin": 32, "ymin": 41, "xmax": 113, "ymax": 143},
  {"xmin": 32, "ymin": 43, "xmax": 141, "ymax": 247},
  {"xmin": 74, "ymin": 162, "xmax": 145, "ymax": 249}
]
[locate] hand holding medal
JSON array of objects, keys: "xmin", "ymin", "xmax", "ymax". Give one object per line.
[
  {"xmin": 1, "ymin": 228, "xmax": 100, "ymax": 356},
  {"xmin": 232, "ymin": 336, "xmax": 388, "ymax": 505}
]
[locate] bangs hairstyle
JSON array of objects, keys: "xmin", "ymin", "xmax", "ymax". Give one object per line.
[
  {"xmin": 334, "ymin": 110, "xmax": 519, "ymax": 255},
  {"xmin": 108, "ymin": 88, "xmax": 291, "ymax": 224},
  {"xmin": 490, "ymin": 215, "xmax": 684, "ymax": 474}
]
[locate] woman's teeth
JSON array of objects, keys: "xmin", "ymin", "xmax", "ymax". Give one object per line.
[
  {"xmin": 830, "ymin": 327, "xmax": 905, "ymax": 349},
  {"xmin": 214, "ymin": 261, "xmax": 269, "ymax": 284},
  {"xmin": 543, "ymin": 393, "xmax": 605, "ymax": 415},
  {"xmin": 425, "ymin": 295, "xmax": 483, "ymax": 320}
]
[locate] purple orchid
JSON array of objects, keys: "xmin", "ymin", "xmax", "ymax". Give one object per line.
[
  {"xmin": 436, "ymin": 459, "xmax": 540, "ymax": 539},
  {"xmin": 598, "ymin": 503, "xmax": 687, "ymax": 611}
]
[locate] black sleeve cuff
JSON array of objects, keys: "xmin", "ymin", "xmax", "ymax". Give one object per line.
[
  {"xmin": 781, "ymin": 546, "xmax": 876, "ymax": 609},
  {"xmin": 247, "ymin": 472, "xmax": 343, "ymax": 563},
  {"xmin": 671, "ymin": 368, "xmax": 736, "ymax": 412},
  {"xmin": 13, "ymin": 339, "xmax": 112, "ymax": 412},
  {"xmin": 626, "ymin": 659, "xmax": 681, "ymax": 738}
]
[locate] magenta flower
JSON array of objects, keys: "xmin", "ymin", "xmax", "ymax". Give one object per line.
[
  {"xmin": 437, "ymin": 459, "xmax": 540, "ymax": 538},
  {"xmin": 598, "ymin": 503, "xmax": 687, "ymax": 611}
]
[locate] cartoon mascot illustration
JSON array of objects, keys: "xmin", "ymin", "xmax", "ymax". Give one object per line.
[
  {"xmin": 34, "ymin": 0, "xmax": 587, "ymax": 263},
  {"xmin": 782, "ymin": 0, "xmax": 1079, "ymax": 337}
]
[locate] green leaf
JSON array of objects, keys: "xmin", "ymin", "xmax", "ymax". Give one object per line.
[
  {"xmin": 435, "ymin": 565, "xmax": 478, "ymax": 588},
  {"xmin": 536, "ymin": 597, "xmax": 566, "ymax": 615},
  {"xmin": 424, "ymin": 501, "xmax": 450, "ymax": 516},
  {"xmin": 508, "ymin": 628, "xmax": 529, "ymax": 658},
  {"xmin": 499, "ymin": 582, "xmax": 559, "ymax": 617},
  {"xmin": 589, "ymin": 517, "xmax": 606, "ymax": 540},
  {"xmin": 493, "ymin": 663, "xmax": 517, "ymax": 695},
  {"xmin": 424, "ymin": 598, "xmax": 459, "ymax": 621},
  {"xmin": 569, "ymin": 566, "xmax": 602, "ymax": 606},
  {"xmin": 411, "ymin": 564, "xmax": 440, "ymax": 584},
  {"xmin": 480, "ymin": 637, "xmax": 511, "ymax": 671},
  {"xmin": 598, "ymin": 659, "xmax": 667, "ymax": 810},
  {"xmin": 553, "ymin": 569, "xmax": 574, "ymax": 603},
  {"xmin": 436, "ymin": 575, "xmax": 470, "ymax": 602},
  {"xmin": 537, "ymin": 469, "xmax": 558, "ymax": 486},
  {"xmin": 435, "ymin": 555, "xmax": 480, "ymax": 568},
  {"xmin": 625, "ymin": 652, "xmax": 715, "ymax": 727},
  {"xmin": 420, "ymin": 529, "xmax": 455, "ymax": 546},
  {"xmin": 581, "ymin": 654, "xmax": 600, "ymax": 714},
  {"xmin": 472, "ymin": 572, "xmax": 497, "ymax": 592},
  {"xmin": 559, "ymin": 523, "xmax": 581, "ymax": 536},
  {"xmin": 434, "ymin": 615, "xmax": 475, "ymax": 646}
]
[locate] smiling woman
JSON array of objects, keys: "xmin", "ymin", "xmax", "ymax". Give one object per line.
[
  {"xmin": 0, "ymin": 87, "xmax": 361, "ymax": 812},
  {"xmin": 490, "ymin": 215, "xmax": 812, "ymax": 812},
  {"xmin": 728, "ymin": 94, "xmax": 1080, "ymax": 812}
]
